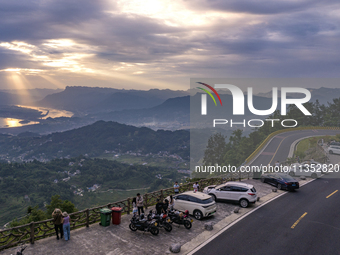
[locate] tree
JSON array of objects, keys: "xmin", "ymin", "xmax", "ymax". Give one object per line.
[
  {"xmin": 46, "ymin": 195, "xmax": 77, "ymax": 216},
  {"xmin": 203, "ymin": 133, "xmax": 227, "ymax": 166}
]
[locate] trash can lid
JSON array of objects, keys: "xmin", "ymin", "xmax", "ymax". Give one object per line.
[
  {"xmin": 100, "ymin": 208, "xmax": 112, "ymax": 213},
  {"xmin": 111, "ymin": 207, "xmax": 122, "ymax": 212}
]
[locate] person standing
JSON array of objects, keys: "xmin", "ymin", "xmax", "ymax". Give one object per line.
[
  {"xmin": 163, "ymin": 199, "xmax": 169, "ymax": 213},
  {"xmin": 62, "ymin": 212, "xmax": 71, "ymax": 241},
  {"xmin": 193, "ymin": 182, "xmax": 198, "ymax": 192},
  {"xmin": 174, "ymin": 181, "xmax": 180, "ymax": 194},
  {"xmin": 169, "ymin": 195, "xmax": 175, "ymax": 210},
  {"xmin": 52, "ymin": 208, "xmax": 63, "ymax": 240},
  {"xmin": 155, "ymin": 199, "xmax": 164, "ymax": 215},
  {"xmin": 132, "ymin": 197, "xmax": 138, "ymax": 216},
  {"xmin": 136, "ymin": 193, "xmax": 144, "ymax": 216}
]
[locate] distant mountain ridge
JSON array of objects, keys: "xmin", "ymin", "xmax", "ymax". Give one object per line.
[
  {"xmin": 256, "ymin": 87, "xmax": 340, "ymax": 105},
  {"xmin": 37, "ymin": 86, "xmax": 189, "ymax": 114}
]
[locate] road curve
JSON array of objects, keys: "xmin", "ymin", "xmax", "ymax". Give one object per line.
[{"xmin": 250, "ymin": 129, "xmax": 340, "ymax": 166}]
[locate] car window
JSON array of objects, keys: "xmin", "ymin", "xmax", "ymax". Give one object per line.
[
  {"xmin": 176, "ymin": 195, "xmax": 188, "ymax": 201},
  {"xmin": 230, "ymin": 186, "xmax": 243, "ymax": 192},
  {"xmin": 221, "ymin": 186, "xmax": 232, "ymax": 191},
  {"xmin": 187, "ymin": 196, "xmax": 200, "ymax": 203},
  {"xmin": 251, "ymin": 187, "xmax": 256, "ymax": 192},
  {"xmin": 198, "ymin": 197, "xmax": 214, "ymax": 204}
]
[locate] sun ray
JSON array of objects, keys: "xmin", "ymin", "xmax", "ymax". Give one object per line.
[{"xmin": 39, "ymin": 75, "xmax": 66, "ymax": 89}]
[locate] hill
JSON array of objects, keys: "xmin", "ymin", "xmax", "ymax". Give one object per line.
[
  {"xmin": 0, "ymin": 121, "xmax": 189, "ymax": 162},
  {"xmin": 90, "ymin": 96, "xmax": 190, "ymax": 129}
]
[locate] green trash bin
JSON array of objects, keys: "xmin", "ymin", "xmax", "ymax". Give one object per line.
[
  {"xmin": 99, "ymin": 208, "xmax": 111, "ymax": 227},
  {"xmin": 253, "ymin": 168, "xmax": 263, "ymax": 179}
]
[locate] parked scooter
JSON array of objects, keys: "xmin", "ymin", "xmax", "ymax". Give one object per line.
[
  {"xmin": 129, "ymin": 213, "xmax": 159, "ymax": 235},
  {"xmin": 147, "ymin": 210, "xmax": 172, "ymax": 232},
  {"xmin": 10, "ymin": 243, "xmax": 27, "ymax": 255},
  {"xmin": 167, "ymin": 209, "xmax": 193, "ymax": 229}
]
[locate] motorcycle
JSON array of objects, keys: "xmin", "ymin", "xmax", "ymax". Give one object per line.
[
  {"xmin": 167, "ymin": 209, "xmax": 193, "ymax": 229},
  {"xmin": 147, "ymin": 210, "xmax": 172, "ymax": 232},
  {"xmin": 10, "ymin": 243, "xmax": 27, "ymax": 255},
  {"xmin": 129, "ymin": 214, "xmax": 159, "ymax": 236}
]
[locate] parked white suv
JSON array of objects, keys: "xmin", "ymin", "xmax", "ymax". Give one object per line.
[
  {"xmin": 328, "ymin": 145, "xmax": 340, "ymax": 155},
  {"xmin": 203, "ymin": 182, "xmax": 257, "ymax": 208},
  {"xmin": 167, "ymin": 191, "xmax": 217, "ymax": 220}
]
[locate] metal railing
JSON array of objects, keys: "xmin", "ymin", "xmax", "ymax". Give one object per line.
[{"xmin": 0, "ymin": 171, "xmax": 249, "ymax": 251}]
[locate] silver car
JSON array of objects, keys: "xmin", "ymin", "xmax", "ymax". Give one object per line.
[{"xmin": 203, "ymin": 182, "xmax": 257, "ymax": 208}]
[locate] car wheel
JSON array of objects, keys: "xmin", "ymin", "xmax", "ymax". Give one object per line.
[
  {"xmin": 239, "ymin": 199, "xmax": 249, "ymax": 208},
  {"xmin": 289, "ymin": 171, "xmax": 295, "ymax": 177},
  {"xmin": 260, "ymin": 177, "xmax": 265, "ymax": 183},
  {"xmin": 311, "ymin": 173, "xmax": 317, "ymax": 179},
  {"xmin": 193, "ymin": 210, "xmax": 203, "ymax": 220},
  {"xmin": 329, "ymin": 150, "xmax": 333, "ymax": 154},
  {"xmin": 183, "ymin": 219, "xmax": 192, "ymax": 229},
  {"xmin": 210, "ymin": 194, "xmax": 217, "ymax": 201},
  {"xmin": 129, "ymin": 223, "xmax": 137, "ymax": 231},
  {"xmin": 277, "ymin": 183, "xmax": 282, "ymax": 190}
]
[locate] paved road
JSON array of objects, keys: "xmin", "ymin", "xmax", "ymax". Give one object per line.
[
  {"xmin": 194, "ymin": 129, "xmax": 340, "ymax": 255},
  {"xmin": 251, "ymin": 129, "xmax": 340, "ymax": 166},
  {"xmin": 194, "ymin": 173, "xmax": 340, "ymax": 255}
]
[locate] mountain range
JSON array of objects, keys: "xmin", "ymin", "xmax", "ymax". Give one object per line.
[
  {"xmin": 0, "ymin": 121, "xmax": 189, "ymax": 162},
  {"xmin": 36, "ymin": 86, "xmax": 189, "ymax": 114}
]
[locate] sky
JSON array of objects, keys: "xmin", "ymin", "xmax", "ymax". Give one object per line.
[{"xmin": 0, "ymin": 0, "xmax": 340, "ymax": 92}]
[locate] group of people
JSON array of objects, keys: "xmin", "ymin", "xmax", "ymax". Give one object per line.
[
  {"xmin": 174, "ymin": 181, "xmax": 200, "ymax": 194},
  {"xmin": 52, "ymin": 209, "xmax": 71, "ymax": 241},
  {"xmin": 52, "ymin": 180, "xmax": 200, "ymax": 240},
  {"xmin": 132, "ymin": 193, "xmax": 175, "ymax": 216},
  {"xmin": 130, "ymin": 180, "xmax": 200, "ymax": 217}
]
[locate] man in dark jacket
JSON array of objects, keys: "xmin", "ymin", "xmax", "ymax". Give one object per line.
[{"xmin": 155, "ymin": 199, "xmax": 164, "ymax": 215}]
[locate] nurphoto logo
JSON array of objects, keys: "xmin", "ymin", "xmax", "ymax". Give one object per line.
[{"xmin": 198, "ymin": 82, "xmax": 312, "ymax": 128}]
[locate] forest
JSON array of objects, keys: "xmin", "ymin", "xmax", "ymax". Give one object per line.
[{"xmin": 0, "ymin": 156, "xmax": 183, "ymax": 226}]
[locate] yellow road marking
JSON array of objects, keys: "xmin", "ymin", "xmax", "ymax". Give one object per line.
[
  {"xmin": 326, "ymin": 190, "xmax": 338, "ymax": 198},
  {"xmin": 291, "ymin": 212, "xmax": 307, "ymax": 229},
  {"xmin": 268, "ymin": 134, "xmax": 294, "ymax": 165}
]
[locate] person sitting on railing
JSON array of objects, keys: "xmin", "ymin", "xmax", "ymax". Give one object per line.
[
  {"xmin": 62, "ymin": 212, "xmax": 71, "ymax": 241},
  {"xmin": 52, "ymin": 208, "xmax": 63, "ymax": 240}
]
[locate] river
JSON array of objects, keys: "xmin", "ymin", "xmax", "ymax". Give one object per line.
[{"xmin": 0, "ymin": 105, "xmax": 74, "ymax": 128}]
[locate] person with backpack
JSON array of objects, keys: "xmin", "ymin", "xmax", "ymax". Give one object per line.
[{"xmin": 52, "ymin": 208, "xmax": 63, "ymax": 240}]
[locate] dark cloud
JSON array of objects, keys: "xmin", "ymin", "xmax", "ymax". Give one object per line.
[
  {"xmin": 184, "ymin": 0, "xmax": 340, "ymax": 15},
  {"xmin": 0, "ymin": 0, "xmax": 340, "ymax": 90}
]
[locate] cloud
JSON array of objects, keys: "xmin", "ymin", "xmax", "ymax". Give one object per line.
[{"xmin": 0, "ymin": 0, "xmax": 340, "ymax": 90}]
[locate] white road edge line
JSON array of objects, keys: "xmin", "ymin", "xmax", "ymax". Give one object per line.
[{"xmin": 187, "ymin": 177, "xmax": 317, "ymax": 255}]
